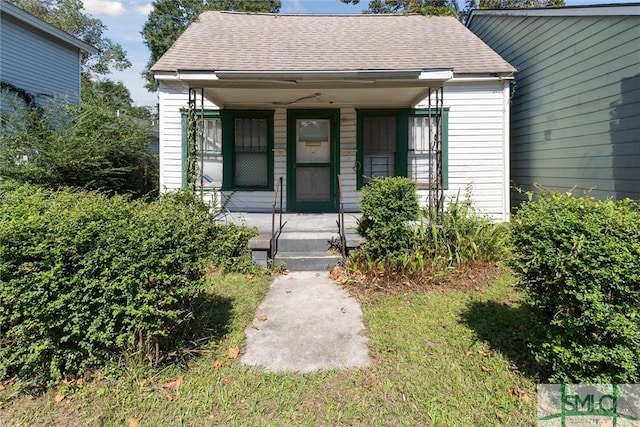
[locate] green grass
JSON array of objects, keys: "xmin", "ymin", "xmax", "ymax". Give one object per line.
[{"xmin": 0, "ymin": 270, "xmax": 538, "ymax": 426}]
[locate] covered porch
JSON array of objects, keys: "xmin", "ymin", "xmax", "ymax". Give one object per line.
[{"xmin": 178, "ymin": 70, "xmax": 449, "ymax": 215}]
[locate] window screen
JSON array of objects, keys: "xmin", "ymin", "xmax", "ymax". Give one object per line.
[
  {"xmin": 234, "ymin": 118, "xmax": 268, "ymax": 187},
  {"xmin": 362, "ymin": 116, "xmax": 396, "ymax": 184}
]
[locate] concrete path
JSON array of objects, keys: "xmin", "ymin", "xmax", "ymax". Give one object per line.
[{"xmin": 241, "ymin": 271, "xmax": 370, "ymax": 372}]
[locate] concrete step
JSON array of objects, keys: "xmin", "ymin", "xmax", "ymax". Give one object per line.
[
  {"xmin": 274, "ymin": 251, "xmax": 341, "ymax": 271},
  {"xmin": 275, "ymin": 232, "xmax": 338, "ymax": 253}
]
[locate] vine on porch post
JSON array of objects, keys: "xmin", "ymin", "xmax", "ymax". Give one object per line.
[{"xmin": 186, "ymin": 90, "xmax": 198, "ymax": 192}]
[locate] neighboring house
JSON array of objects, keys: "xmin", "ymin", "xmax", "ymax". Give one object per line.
[
  {"xmin": 467, "ymin": 4, "xmax": 640, "ymax": 204},
  {"xmin": 0, "ymin": 0, "xmax": 96, "ymax": 109},
  {"xmin": 152, "ymin": 12, "xmax": 516, "ymax": 220}
]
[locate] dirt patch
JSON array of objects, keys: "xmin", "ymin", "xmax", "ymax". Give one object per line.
[{"xmin": 330, "ymin": 261, "xmax": 506, "ymax": 301}]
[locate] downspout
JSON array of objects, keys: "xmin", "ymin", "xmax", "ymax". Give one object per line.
[{"xmin": 502, "ymin": 80, "xmax": 511, "ymax": 222}]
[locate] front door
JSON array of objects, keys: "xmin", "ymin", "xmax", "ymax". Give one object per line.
[{"xmin": 287, "ymin": 109, "xmax": 339, "ymax": 212}]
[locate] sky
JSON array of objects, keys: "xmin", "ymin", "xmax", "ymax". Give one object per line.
[{"xmin": 83, "ymin": 0, "xmax": 637, "ymax": 108}]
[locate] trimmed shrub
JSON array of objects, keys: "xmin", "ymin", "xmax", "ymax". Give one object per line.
[
  {"xmin": 510, "ymin": 190, "xmax": 640, "ymax": 383},
  {"xmin": 356, "ymin": 177, "xmax": 420, "ymax": 262},
  {"xmin": 0, "ymin": 184, "xmax": 212, "ymax": 387}
]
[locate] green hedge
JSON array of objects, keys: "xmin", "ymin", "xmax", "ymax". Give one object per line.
[
  {"xmin": 0, "ymin": 184, "xmax": 214, "ymax": 387},
  {"xmin": 356, "ymin": 177, "xmax": 420, "ymax": 263},
  {"xmin": 510, "ymin": 191, "xmax": 640, "ymax": 383}
]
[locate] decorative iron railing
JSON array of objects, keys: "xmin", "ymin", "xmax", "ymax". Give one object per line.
[
  {"xmin": 271, "ymin": 176, "xmax": 284, "ymax": 262},
  {"xmin": 337, "ymin": 175, "xmax": 347, "ymax": 259}
]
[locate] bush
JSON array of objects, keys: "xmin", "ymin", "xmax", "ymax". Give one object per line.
[
  {"xmin": 510, "ymin": 190, "xmax": 640, "ymax": 383},
  {"xmin": 0, "ymin": 98, "xmax": 158, "ymax": 198},
  {"xmin": 418, "ymin": 190, "xmax": 510, "ymax": 268},
  {"xmin": 356, "ymin": 177, "xmax": 420, "ymax": 263},
  {"xmin": 210, "ymin": 223, "xmax": 258, "ymax": 272},
  {"xmin": 0, "ymin": 184, "xmax": 212, "ymax": 387}
]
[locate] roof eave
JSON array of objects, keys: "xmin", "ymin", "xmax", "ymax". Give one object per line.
[
  {"xmin": 154, "ymin": 69, "xmax": 455, "ymax": 85},
  {"xmin": 1, "ymin": 0, "xmax": 98, "ymax": 54}
]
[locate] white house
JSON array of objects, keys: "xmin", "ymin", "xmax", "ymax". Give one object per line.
[
  {"xmin": 0, "ymin": 0, "xmax": 96, "ymax": 109},
  {"xmin": 152, "ymin": 12, "xmax": 515, "ymax": 221}
]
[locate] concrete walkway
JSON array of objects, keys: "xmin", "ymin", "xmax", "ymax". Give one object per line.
[{"xmin": 241, "ymin": 271, "xmax": 370, "ymax": 373}]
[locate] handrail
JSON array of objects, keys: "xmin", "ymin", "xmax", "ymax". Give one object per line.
[
  {"xmin": 337, "ymin": 175, "xmax": 347, "ymax": 258},
  {"xmin": 271, "ymin": 176, "xmax": 284, "ymax": 262}
]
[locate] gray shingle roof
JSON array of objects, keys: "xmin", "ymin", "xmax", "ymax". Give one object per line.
[{"xmin": 152, "ymin": 12, "xmax": 515, "ymax": 75}]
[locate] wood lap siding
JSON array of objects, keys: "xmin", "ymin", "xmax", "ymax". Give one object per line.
[
  {"xmin": 424, "ymin": 81, "xmax": 510, "ymax": 221},
  {"xmin": 470, "ymin": 13, "xmax": 640, "ymax": 202},
  {"xmin": 1, "ymin": 16, "xmax": 80, "ymax": 105},
  {"xmin": 157, "ymin": 84, "xmax": 511, "ymax": 219}
]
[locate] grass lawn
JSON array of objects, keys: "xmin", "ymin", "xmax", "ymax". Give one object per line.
[{"xmin": 0, "ymin": 267, "xmax": 539, "ymax": 426}]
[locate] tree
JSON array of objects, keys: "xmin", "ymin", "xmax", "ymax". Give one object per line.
[
  {"xmin": 141, "ymin": 0, "xmax": 281, "ymax": 91},
  {"xmin": 82, "ymin": 80, "xmax": 133, "ymax": 112},
  {"xmin": 341, "ymin": 0, "xmax": 564, "ymax": 19},
  {"xmin": 0, "ymin": 95, "xmax": 159, "ymax": 198},
  {"xmin": 341, "ymin": 0, "xmax": 460, "ymax": 16},
  {"xmin": 8, "ymin": 0, "xmax": 131, "ymax": 81}
]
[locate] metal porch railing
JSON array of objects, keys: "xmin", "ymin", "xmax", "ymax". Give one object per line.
[{"xmin": 271, "ymin": 176, "xmax": 285, "ymax": 262}]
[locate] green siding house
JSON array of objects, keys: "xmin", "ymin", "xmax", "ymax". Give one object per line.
[{"xmin": 467, "ymin": 4, "xmax": 640, "ymax": 205}]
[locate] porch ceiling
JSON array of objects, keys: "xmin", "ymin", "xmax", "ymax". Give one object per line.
[{"xmin": 170, "ymin": 70, "xmax": 453, "ymax": 108}]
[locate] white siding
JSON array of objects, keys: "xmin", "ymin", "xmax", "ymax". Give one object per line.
[
  {"xmin": 0, "ymin": 15, "xmax": 81, "ymax": 105},
  {"xmin": 416, "ymin": 80, "xmax": 511, "ymax": 221},
  {"xmin": 157, "ymin": 80, "xmax": 510, "ymax": 220},
  {"xmin": 158, "ymin": 82, "xmax": 219, "ymax": 192}
]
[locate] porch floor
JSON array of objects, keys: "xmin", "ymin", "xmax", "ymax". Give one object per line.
[{"xmin": 224, "ymin": 212, "xmax": 361, "ymax": 234}]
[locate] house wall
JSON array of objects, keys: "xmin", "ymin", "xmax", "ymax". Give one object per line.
[
  {"xmin": 158, "ymin": 79, "xmax": 511, "ymax": 221},
  {"xmin": 0, "ymin": 13, "xmax": 82, "ymax": 106},
  {"xmin": 468, "ymin": 12, "xmax": 640, "ymax": 205},
  {"xmin": 432, "ymin": 80, "xmax": 511, "ymax": 221}
]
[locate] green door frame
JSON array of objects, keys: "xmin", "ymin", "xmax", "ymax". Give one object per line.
[{"xmin": 286, "ymin": 109, "xmax": 340, "ymax": 212}]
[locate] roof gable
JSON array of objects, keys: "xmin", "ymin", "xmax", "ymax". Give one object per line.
[{"xmin": 152, "ymin": 12, "xmax": 515, "ymax": 75}]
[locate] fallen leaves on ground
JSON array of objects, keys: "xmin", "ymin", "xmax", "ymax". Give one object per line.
[
  {"xmin": 251, "ymin": 323, "xmax": 259, "ymax": 330},
  {"xmin": 509, "ymin": 386, "xmax": 532, "ymax": 404},
  {"xmin": 128, "ymin": 417, "xmax": 141, "ymax": 427},
  {"xmin": 258, "ymin": 315, "xmax": 268, "ymax": 321},
  {"xmin": 161, "ymin": 376, "xmax": 184, "ymax": 390},
  {"xmin": 228, "ymin": 347, "xmax": 240, "ymax": 359},
  {"xmin": 213, "ymin": 360, "xmax": 224, "ymax": 371},
  {"xmin": 54, "ymin": 393, "xmax": 66, "ymax": 403},
  {"xmin": 481, "ymin": 366, "xmax": 492, "ymax": 373}
]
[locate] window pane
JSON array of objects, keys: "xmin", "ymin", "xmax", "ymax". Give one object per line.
[
  {"xmin": 203, "ymin": 118, "xmax": 222, "ymax": 153},
  {"xmin": 408, "ymin": 115, "xmax": 439, "ymax": 186},
  {"xmin": 235, "ymin": 118, "xmax": 268, "ymax": 187},
  {"xmin": 193, "ymin": 116, "xmax": 222, "ymax": 189},
  {"xmin": 363, "ymin": 116, "xmax": 396, "ymax": 184}
]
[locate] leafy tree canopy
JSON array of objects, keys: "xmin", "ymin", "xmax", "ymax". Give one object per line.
[
  {"xmin": 81, "ymin": 79, "xmax": 157, "ymax": 121},
  {"xmin": 142, "ymin": 0, "xmax": 281, "ymax": 91},
  {"xmin": 342, "ymin": 0, "xmax": 564, "ymax": 19},
  {"xmin": 8, "ymin": 0, "xmax": 131, "ymax": 81},
  {"xmin": 0, "ymin": 93, "xmax": 159, "ymax": 198}
]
